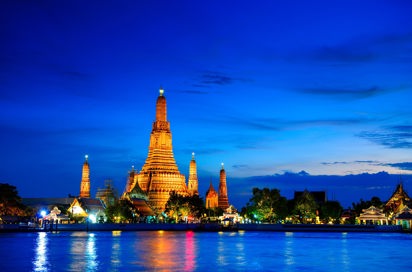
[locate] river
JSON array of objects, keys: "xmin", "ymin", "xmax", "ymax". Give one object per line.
[{"xmin": 1, "ymin": 230, "xmax": 411, "ymax": 271}]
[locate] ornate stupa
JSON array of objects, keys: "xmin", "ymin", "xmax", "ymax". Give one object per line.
[
  {"xmin": 187, "ymin": 152, "xmax": 199, "ymax": 196},
  {"xmin": 205, "ymin": 181, "xmax": 218, "ymax": 209},
  {"xmin": 134, "ymin": 88, "xmax": 187, "ymax": 211},
  {"xmin": 218, "ymin": 163, "xmax": 230, "ymax": 209},
  {"xmin": 79, "ymin": 155, "xmax": 90, "ymax": 198}
]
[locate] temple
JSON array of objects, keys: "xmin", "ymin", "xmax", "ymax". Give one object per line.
[
  {"xmin": 79, "ymin": 155, "xmax": 90, "ymax": 198},
  {"xmin": 187, "ymin": 153, "xmax": 199, "ymax": 196},
  {"xmin": 205, "ymin": 181, "xmax": 218, "ymax": 209},
  {"xmin": 218, "ymin": 163, "xmax": 230, "ymax": 209},
  {"xmin": 385, "ymin": 182, "xmax": 411, "ymax": 214},
  {"xmin": 130, "ymin": 88, "xmax": 187, "ymax": 211}
]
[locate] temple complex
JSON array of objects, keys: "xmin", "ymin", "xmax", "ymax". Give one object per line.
[
  {"xmin": 129, "ymin": 88, "xmax": 187, "ymax": 211},
  {"xmin": 205, "ymin": 181, "xmax": 219, "ymax": 209},
  {"xmin": 218, "ymin": 163, "xmax": 230, "ymax": 210},
  {"xmin": 187, "ymin": 153, "xmax": 199, "ymax": 196},
  {"xmin": 79, "ymin": 155, "xmax": 90, "ymax": 198}
]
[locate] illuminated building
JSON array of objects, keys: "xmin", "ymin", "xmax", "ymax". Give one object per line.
[
  {"xmin": 132, "ymin": 88, "xmax": 187, "ymax": 211},
  {"xmin": 218, "ymin": 163, "xmax": 230, "ymax": 210},
  {"xmin": 79, "ymin": 155, "xmax": 90, "ymax": 198},
  {"xmin": 187, "ymin": 153, "xmax": 199, "ymax": 196},
  {"xmin": 95, "ymin": 179, "xmax": 118, "ymax": 208},
  {"xmin": 205, "ymin": 181, "xmax": 218, "ymax": 209},
  {"xmin": 385, "ymin": 182, "xmax": 411, "ymax": 214}
]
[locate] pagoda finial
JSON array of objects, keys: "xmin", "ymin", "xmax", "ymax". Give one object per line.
[
  {"xmin": 85, "ymin": 154, "xmax": 88, "ymax": 161},
  {"xmin": 192, "ymin": 152, "xmax": 195, "ymax": 160},
  {"xmin": 221, "ymin": 162, "xmax": 224, "ymax": 169},
  {"xmin": 159, "ymin": 87, "xmax": 164, "ymax": 96}
]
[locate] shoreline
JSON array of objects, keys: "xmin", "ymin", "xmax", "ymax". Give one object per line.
[{"xmin": 0, "ymin": 223, "xmax": 404, "ymax": 233}]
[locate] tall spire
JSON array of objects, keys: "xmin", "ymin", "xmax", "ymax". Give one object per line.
[
  {"xmin": 188, "ymin": 152, "xmax": 199, "ymax": 196},
  {"xmin": 218, "ymin": 162, "xmax": 229, "ymax": 209},
  {"xmin": 156, "ymin": 87, "xmax": 167, "ymax": 122},
  {"xmin": 136, "ymin": 87, "xmax": 187, "ymax": 211},
  {"xmin": 79, "ymin": 154, "xmax": 90, "ymax": 198}
]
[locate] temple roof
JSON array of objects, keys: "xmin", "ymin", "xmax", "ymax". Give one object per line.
[
  {"xmin": 206, "ymin": 181, "xmax": 218, "ymax": 197},
  {"xmin": 359, "ymin": 205, "xmax": 387, "ymax": 220}
]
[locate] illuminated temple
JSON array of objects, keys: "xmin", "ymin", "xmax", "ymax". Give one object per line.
[
  {"xmin": 121, "ymin": 88, "xmax": 231, "ymax": 212},
  {"xmin": 126, "ymin": 89, "xmax": 190, "ymax": 211}
]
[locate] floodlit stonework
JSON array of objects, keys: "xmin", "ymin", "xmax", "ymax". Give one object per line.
[
  {"xmin": 133, "ymin": 89, "xmax": 187, "ymax": 211},
  {"xmin": 205, "ymin": 181, "xmax": 218, "ymax": 209},
  {"xmin": 218, "ymin": 163, "xmax": 230, "ymax": 210},
  {"xmin": 79, "ymin": 155, "xmax": 90, "ymax": 198},
  {"xmin": 187, "ymin": 153, "xmax": 199, "ymax": 196}
]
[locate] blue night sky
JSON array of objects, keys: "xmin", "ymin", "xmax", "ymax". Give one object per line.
[{"xmin": 1, "ymin": 1, "xmax": 412, "ymax": 208}]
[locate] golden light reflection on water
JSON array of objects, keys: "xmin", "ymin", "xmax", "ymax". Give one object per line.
[
  {"xmin": 69, "ymin": 232, "xmax": 98, "ymax": 271},
  {"xmin": 111, "ymin": 231, "xmax": 121, "ymax": 269},
  {"xmin": 33, "ymin": 232, "xmax": 47, "ymax": 272},
  {"xmin": 112, "ymin": 230, "xmax": 121, "ymax": 237},
  {"xmin": 133, "ymin": 231, "xmax": 197, "ymax": 271}
]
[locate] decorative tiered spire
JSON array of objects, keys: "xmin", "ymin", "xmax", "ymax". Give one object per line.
[
  {"xmin": 79, "ymin": 154, "xmax": 90, "ymax": 198},
  {"xmin": 135, "ymin": 88, "xmax": 187, "ymax": 211},
  {"xmin": 218, "ymin": 162, "xmax": 229, "ymax": 209},
  {"xmin": 188, "ymin": 152, "xmax": 199, "ymax": 196}
]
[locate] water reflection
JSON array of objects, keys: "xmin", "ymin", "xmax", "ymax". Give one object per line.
[
  {"xmin": 33, "ymin": 232, "xmax": 48, "ymax": 272},
  {"xmin": 184, "ymin": 231, "xmax": 196, "ymax": 271},
  {"xmin": 111, "ymin": 231, "xmax": 121, "ymax": 270},
  {"xmin": 284, "ymin": 232, "xmax": 295, "ymax": 266},
  {"xmin": 134, "ymin": 231, "xmax": 193, "ymax": 270},
  {"xmin": 69, "ymin": 232, "xmax": 98, "ymax": 271},
  {"xmin": 341, "ymin": 232, "xmax": 349, "ymax": 272},
  {"xmin": 217, "ymin": 231, "xmax": 227, "ymax": 266}
]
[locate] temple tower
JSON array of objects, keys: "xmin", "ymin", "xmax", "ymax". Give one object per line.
[
  {"xmin": 135, "ymin": 88, "xmax": 187, "ymax": 211},
  {"xmin": 205, "ymin": 181, "xmax": 218, "ymax": 209},
  {"xmin": 124, "ymin": 165, "xmax": 136, "ymax": 194},
  {"xmin": 79, "ymin": 155, "xmax": 90, "ymax": 198},
  {"xmin": 218, "ymin": 163, "xmax": 229, "ymax": 209},
  {"xmin": 187, "ymin": 152, "xmax": 199, "ymax": 196}
]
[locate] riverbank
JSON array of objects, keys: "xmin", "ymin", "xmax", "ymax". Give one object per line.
[{"xmin": 0, "ymin": 223, "xmax": 404, "ymax": 233}]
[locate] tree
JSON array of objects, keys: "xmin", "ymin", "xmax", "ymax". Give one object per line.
[
  {"xmin": 243, "ymin": 187, "xmax": 288, "ymax": 223},
  {"xmin": 293, "ymin": 190, "xmax": 317, "ymax": 223},
  {"xmin": 105, "ymin": 199, "xmax": 138, "ymax": 223},
  {"xmin": 320, "ymin": 201, "xmax": 343, "ymax": 224},
  {"xmin": 352, "ymin": 196, "xmax": 383, "ymax": 217},
  {"xmin": 164, "ymin": 192, "xmax": 206, "ymax": 222},
  {"xmin": 0, "ymin": 183, "xmax": 32, "ymax": 217}
]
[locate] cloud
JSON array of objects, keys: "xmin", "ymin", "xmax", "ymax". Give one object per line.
[
  {"xmin": 300, "ymin": 86, "xmax": 394, "ymax": 100},
  {"xmin": 192, "ymin": 70, "xmax": 251, "ymax": 88},
  {"xmin": 225, "ymin": 116, "xmax": 374, "ymax": 132},
  {"xmin": 232, "ymin": 164, "xmax": 249, "ymax": 169},
  {"xmin": 357, "ymin": 125, "xmax": 412, "ymax": 149},
  {"xmin": 175, "ymin": 90, "xmax": 210, "ymax": 95},
  {"xmin": 382, "ymin": 162, "xmax": 412, "ymax": 171},
  {"xmin": 321, "ymin": 160, "xmax": 380, "ymax": 166}
]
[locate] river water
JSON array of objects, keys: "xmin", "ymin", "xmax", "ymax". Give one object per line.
[{"xmin": 0, "ymin": 230, "xmax": 411, "ymax": 271}]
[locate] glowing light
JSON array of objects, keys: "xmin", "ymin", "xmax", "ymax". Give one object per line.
[
  {"xmin": 221, "ymin": 162, "xmax": 224, "ymax": 169},
  {"xmin": 159, "ymin": 88, "xmax": 164, "ymax": 96},
  {"xmin": 112, "ymin": 230, "xmax": 121, "ymax": 237},
  {"xmin": 85, "ymin": 154, "xmax": 88, "ymax": 160},
  {"xmin": 89, "ymin": 214, "xmax": 96, "ymax": 223},
  {"xmin": 40, "ymin": 210, "xmax": 47, "ymax": 217}
]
